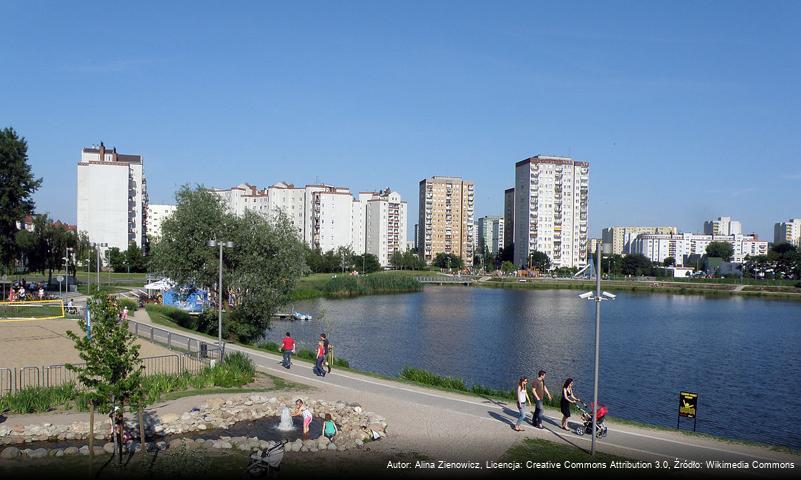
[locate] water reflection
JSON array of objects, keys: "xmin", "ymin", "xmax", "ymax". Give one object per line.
[{"xmin": 265, "ymin": 287, "xmax": 801, "ymax": 449}]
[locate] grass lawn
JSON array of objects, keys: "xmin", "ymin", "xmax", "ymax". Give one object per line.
[{"xmin": 500, "ymin": 438, "xmax": 629, "ymax": 464}]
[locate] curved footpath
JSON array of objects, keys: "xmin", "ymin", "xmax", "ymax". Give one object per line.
[
  {"xmin": 124, "ymin": 310, "xmax": 799, "ymax": 471},
  {"xmin": 11, "ymin": 304, "xmax": 795, "ymax": 476}
]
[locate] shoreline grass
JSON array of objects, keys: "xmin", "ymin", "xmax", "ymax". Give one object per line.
[
  {"xmin": 291, "ymin": 272, "xmax": 422, "ymax": 301},
  {"xmin": 478, "ymin": 278, "xmax": 801, "ymax": 301},
  {"xmin": 0, "ymin": 352, "xmax": 257, "ymax": 414}
]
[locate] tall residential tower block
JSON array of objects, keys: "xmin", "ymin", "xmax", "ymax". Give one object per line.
[{"xmin": 513, "ymin": 156, "xmax": 588, "ymax": 269}]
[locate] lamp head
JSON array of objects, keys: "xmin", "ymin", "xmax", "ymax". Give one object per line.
[
  {"xmin": 208, "ymin": 240, "xmax": 217, "ymax": 247},
  {"xmin": 578, "ymin": 291, "xmax": 594, "ymax": 300}
]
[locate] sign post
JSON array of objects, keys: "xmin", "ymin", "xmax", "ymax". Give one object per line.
[
  {"xmin": 677, "ymin": 391, "xmax": 698, "ymax": 432},
  {"xmin": 57, "ymin": 276, "xmax": 64, "ymax": 297}
]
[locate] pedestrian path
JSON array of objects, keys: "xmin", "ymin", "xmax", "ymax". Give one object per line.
[{"xmin": 126, "ymin": 308, "xmax": 800, "ymax": 468}]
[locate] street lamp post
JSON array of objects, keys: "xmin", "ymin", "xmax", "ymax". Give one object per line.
[
  {"xmin": 208, "ymin": 239, "xmax": 234, "ymax": 360},
  {"xmin": 94, "ymin": 243, "xmax": 107, "ymax": 292},
  {"xmin": 579, "ymin": 243, "xmax": 616, "ymax": 456}
]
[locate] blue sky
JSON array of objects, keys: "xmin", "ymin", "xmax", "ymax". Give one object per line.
[{"xmin": 3, "ymin": 1, "xmax": 800, "ymax": 240}]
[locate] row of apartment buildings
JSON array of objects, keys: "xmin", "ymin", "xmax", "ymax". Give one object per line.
[{"xmin": 209, "ymin": 183, "xmax": 408, "ymax": 266}]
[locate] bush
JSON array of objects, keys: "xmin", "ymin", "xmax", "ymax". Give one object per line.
[{"xmin": 117, "ymin": 297, "xmax": 138, "ymax": 312}]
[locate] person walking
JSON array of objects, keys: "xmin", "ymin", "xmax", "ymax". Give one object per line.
[
  {"xmin": 321, "ymin": 333, "xmax": 331, "ymax": 374},
  {"xmin": 514, "ymin": 376, "xmax": 529, "ymax": 432},
  {"xmin": 531, "ymin": 370, "xmax": 552, "ymax": 429},
  {"xmin": 313, "ymin": 340, "xmax": 327, "ymax": 377},
  {"xmin": 121, "ymin": 306, "xmax": 129, "ymax": 321},
  {"xmin": 280, "ymin": 332, "xmax": 296, "ymax": 369},
  {"xmin": 560, "ymin": 378, "xmax": 579, "ymax": 431}
]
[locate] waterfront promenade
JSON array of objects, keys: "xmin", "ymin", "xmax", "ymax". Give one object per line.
[{"xmin": 123, "ymin": 308, "xmax": 800, "ymax": 468}]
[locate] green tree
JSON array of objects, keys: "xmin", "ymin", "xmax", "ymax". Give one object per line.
[
  {"xmin": 106, "ymin": 247, "xmax": 127, "ymax": 272},
  {"xmin": 433, "ymin": 252, "xmax": 463, "ymax": 270},
  {"xmin": 601, "ymin": 254, "xmax": 624, "ymax": 275},
  {"xmin": 622, "ymin": 253, "xmax": 654, "ymax": 276},
  {"xmin": 0, "ymin": 128, "xmax": 42, "ymax": 272},
  {"xmin": 501, "ymin": 261, "xmax": 517, "ymax": 274},
  {"xmin": 125, "ymin": 243, "xmax": 147, "ymax": 273},
  {"xmin": 354, "ymin": 253, "xmax": 382, "ymax": 273},
  {"xmin": 663, "ymin": 256, "xmax": 676, "ymax": 267},
  {"xmin": 150, "ymin": 186, "xmax": 307, "ymax": 342},
  {"xmin": 65, "ymin": 295, "xmax": 144, "ymax": 460},
  {"xmin": 529, "ymin": 250, "xmax": 551, "ymax": 272},
  {"xmin": 706, "ymin": 241, "xmax": 734, "ymax": 262}
]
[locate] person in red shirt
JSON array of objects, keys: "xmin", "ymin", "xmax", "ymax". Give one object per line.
[{"xmin": 280, "ymin": 332, "xmax": 296, "ymax": 369}]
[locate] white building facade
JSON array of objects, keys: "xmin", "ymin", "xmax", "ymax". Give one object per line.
[
  {"xmin": 146, "ymin": 204, "xmax": 177, "ymax": 242},
  {"xmin": 774, "ymin": 219, "xmax": 801, "ymax": 247},
  {"xmin": 601, "ymin": 226, "xmax": 679, "ymax": 255},
  {"xmin": 704, "ymin": 217, "xmax": 742, "ymax": 236},
  {"xmin": 630, "ymin": 233, "xmax": 768, "ymax": 266},
  {"xmin": 365, "ymin": 190, "xmax": 408, "ymax": 266},
  {"xmin": 212, "ymin": 182, "xmax": 407, "ymax": 262},
  {"xmin": 477, "ymin": 216, "xmax": 504, "ymax": 255},
  {"xmin": 76, "ymin": 143, "xmax": 147, "ymax": 251},
  {"xmin": 513, "ymin": 156, "xmax": 589, "ymax": 269}
]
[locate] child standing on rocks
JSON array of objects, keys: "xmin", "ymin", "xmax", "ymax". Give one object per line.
[{"xmin": 294, "ymin": 399, "xmax": 313, "ymax": 439}]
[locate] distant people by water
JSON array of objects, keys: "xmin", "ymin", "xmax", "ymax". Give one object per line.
[
  {"xmin": 321, "ymin": 333, "xmax": 331, "ymax": 374},
  {"xmin": 560, "ymin": 378, "xmax": 579, "ymax": 430},
  {"xmin": 531, "ymin": 370, "xmax": 552, "ymax": 429},
  {"xmin": 313, "ymin": 340, "xmax": 327, "ymax": 377},
  {"xmin": 280, "ymin": 332, "xmax": 296, "ymax": 369},
  {"xmin": 515, "ymin": 376, "xmax": 529, "ymax": 432}
]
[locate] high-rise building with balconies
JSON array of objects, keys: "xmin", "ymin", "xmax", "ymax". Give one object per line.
[
  {"xmin": 418, "ymin": 176, "xmax": 474, "ymax": 266},
  {"xmin": 513, "ymin": 155, "xmax": 589, "ymax": 269},
  {"xmin": 76, "ymin": 142, "xmax": 148, "ymax": 252}
]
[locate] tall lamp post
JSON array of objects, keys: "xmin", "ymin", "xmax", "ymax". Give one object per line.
[
  {"xmin": 579, "ymin": 243, "xmax": 616, "ymax": 455},
  {"xmin": 208, "ymin": 239, "xmax": 234, "ymax": 359},
  {"xmin": 93, "ymin": 243, "xmax": 108, "ymax": 292}
]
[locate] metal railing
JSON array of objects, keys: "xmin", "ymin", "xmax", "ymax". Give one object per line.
[
  {"xmin": 127, "ymin": 319, "xmax": 225, "ymax": 362},
  {"xmin": 1, "ymin": 354, "xmax": 213, "ymax": 397}
]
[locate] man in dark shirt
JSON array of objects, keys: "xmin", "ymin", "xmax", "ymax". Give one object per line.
[{"xmin": 531, "ymin": 370, "xmax": 552, "ymax": 428}]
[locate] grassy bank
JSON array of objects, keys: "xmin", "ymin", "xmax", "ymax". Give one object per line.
[
  {"xmin": 255, "ymin": 341, "xmax": 351, "ymax": 368},
  {"xmin": 145, "ymin": 304, "xmax": 353, "ymax": 368},
  {"xmin": 481, "ymin": 278, "xmax": 801, "ymax": 301},
  {"xmin": 291, "ymin": 272, "xmax": 423, "ymax": 301},
  {"xmin": 501, "ymin": 438, "xmax": 628, "ymax": 464},
  {"xmin": 0, "ymin": 352, "xmax": 257, "ymax": 414}
]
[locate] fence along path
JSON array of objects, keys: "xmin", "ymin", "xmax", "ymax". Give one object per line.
[{"xmin": 0, "ymin": 319, "xmax": 221, "ymax": 396}]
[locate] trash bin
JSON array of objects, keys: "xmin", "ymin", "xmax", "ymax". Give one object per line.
[{"xmin": 200, "ymin": 342, "xmax": 208, "ymax": 359}]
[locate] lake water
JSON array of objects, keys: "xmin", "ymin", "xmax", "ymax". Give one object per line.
[{"xmin": 265, "ymin": 286, "xmax": 801, "ymax": 449}]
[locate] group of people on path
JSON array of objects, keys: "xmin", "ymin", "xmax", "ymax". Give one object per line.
[
  {"xmin": 279, "ymin": 331, "xmax": 333, "ymax": 377},
  {"xmin": 515, "ymin": 371, "xmax": 579, "ymax": 432}
]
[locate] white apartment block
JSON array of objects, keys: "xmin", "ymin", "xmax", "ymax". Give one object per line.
[
  {"xmin": 312, "ymin": 188, "xmax": 355, "ymax": 253},
  {"xmin": 601, "ymin": 226, "xmax": 678, "ymax": 255},
  {"xmin": 365, "ymin": 190, "xmax": 408, "ymax": 266},
  {"xmin": 418, "ymin": 176, "xmax": 475, "ymax": 266},
  {"xmin": 513, "ymin": 156, "xmax": 589, "ymax": 269},
  {"xmin": 146, "ymin": 204, "xmax": 177, "ymax": 242},
  {"xmin": 630, "ymin": 233, "xmax": 768, "ymax": 266},
  {"xmin": 212, "ymin": 182, "xmax": 407, "ymax": 261},
  {"xmin": 477, "ymin": 216, "xmax": 504, "ymax": 255},
  {"xmin": 77, "ymin": 143, "xmax": 147, "ymax": 251},
  {"xmin": 774, "ymin": 219, "xmax": 801, "ymax": 247},
  {"xmin": 211, "ymin": 183, "xmax": 269, "ymax": 216},
  {"xmin": 704, "ymin": 216, "xmax": 742, "ymax": 236},
  {"xmin": 264, "ymin": 182, "xmax": 306, "ymax": 238}
]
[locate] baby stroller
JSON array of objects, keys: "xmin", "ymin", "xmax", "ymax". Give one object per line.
[
  {"xmin": 574, "ymin": 401, "xmax": 608, "ymax": 438},
  {"xmin": 245, "ymin": 440, "xmax": 287, "ymax": 478}
]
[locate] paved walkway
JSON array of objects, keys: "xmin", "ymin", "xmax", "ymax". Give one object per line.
[{"xmin": 121, "ymin": 309, "xmax": 799, "ymax": 470}]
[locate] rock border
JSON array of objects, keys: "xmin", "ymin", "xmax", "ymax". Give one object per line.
[{"xmin": 0, "ymin": 395, "xmax": 388, "ymax": 459}]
